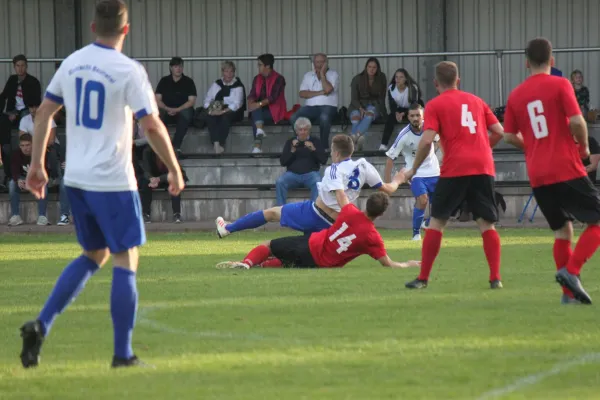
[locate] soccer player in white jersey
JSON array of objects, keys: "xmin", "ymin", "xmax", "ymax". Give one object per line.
[
  {"xmin": 19, "ymin": 0, "xmax": 184, "ymax": 369},
  {"xmin": 384, "ymin": 104, "xmax": 440, "ymax": 240},
  {"xmin": 216, "ymin": 134, "xmax": 405, "ymax": 237}
]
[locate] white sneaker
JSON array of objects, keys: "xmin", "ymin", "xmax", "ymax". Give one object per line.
[
  {"xmin": 215, "ymin": 217, "xmax": 231, "ymax": 238},
  {"xmin": 57, "ymin": 214, "xmax": 70, "ymax": 226},
  {"xmin": 37, "ymin": 216, "xmax": 50, "ymax": 226},
  {"xmin": 252, "ymin": 147, "xmax": 262, "ymax": 154},
  {"xmin": 255, "ymin": 128, "xmax": 266, "ymax": 138},
  {"xmin": 356, "ymin": 135, "xmax": 365, "ymax": 151},
  {"xmin": 8, "ymin": 215, "xmax": 23, "ymax": 226},
  {"xmin": 412, "ymin": 234, "xmax": 422, "ymax": 241},
  {"xmin": 378, "ymin": 144, "xmax": 388, "ymax": 151},
  {"xmin": 216, "ymin": 261, "xmax": 250, "ymax": 270}
]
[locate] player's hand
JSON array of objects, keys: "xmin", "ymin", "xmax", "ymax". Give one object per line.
[
  {"xmin": 395, "ymin": 260, "xmax": 421, "ymax": 268},
  {"xmin": 167, "ymin": 169, "xmax": 185, "ymax": 196},
  {"xmin": 403, "ymin": 168, "xmax": 416, "ymax": 182},
  {"xmin": 305, "ymin": 141, "xmax": 316, "ymax": 151},
  {"xmin": 579, "ymin": 144, "xmax": 590, "ymax": 159},
  {"xmin": 25, "ymin": 164, "xmax": 48, "ymax": 200}
]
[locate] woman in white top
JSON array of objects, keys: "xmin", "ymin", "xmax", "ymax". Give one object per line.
[
  {"xmin": 380, "ymin": 68, "xmax": 422, "ymax": 151},
  {"xmin": 202, "ymin": 61, "xmax": 246, "ymax": 154}
]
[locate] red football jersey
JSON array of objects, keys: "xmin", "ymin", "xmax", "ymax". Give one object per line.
[
  {"xmin": 503, "ymin": 74, "xmax": 586, "ymax": 187},
  {"xmin": 308, "ymin": 204, "xmax": 387, "ymax": 267},
  {"xmin": 423, "ymin": 89, "xmax": 499, "ymax": 177}
]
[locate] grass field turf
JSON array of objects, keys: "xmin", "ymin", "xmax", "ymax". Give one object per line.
[{"xmin": 0, "ymin": 228, "xmax": 599, "ymax": 399}]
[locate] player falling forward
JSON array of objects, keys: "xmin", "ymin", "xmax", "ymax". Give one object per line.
[
  {"xmin": 403, "ymin": 61, "xmax": 505, "ymax": 290},
  {"xmin": 19, "ymin": 0, "xmax": 184, "ymax": 368},
  {"xmin": 216, "ymin": 192, "xmax": 420, "ymax": 269},
  {"xmin": 503, "ymin": 37, "xmax": 600, "ymax": 305},
  {"xmin": 384, "ymin": 103, "xmax": 440, "ymax": 240},
  {"xmin": 215, "ymin": 134, "xmax": 405, "ymax": 237}
]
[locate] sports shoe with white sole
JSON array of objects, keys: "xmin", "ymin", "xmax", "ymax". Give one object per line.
[
  {"xmin": 215, "ymin": 217, "xmax": 231, "ymax": 238},
  {"xmin": 216, "ymin": 261, "xmax": 250, "ymax": 270},
  {"xmin": 411, "ymin": 234, "xmax": 421, "ymax": 241}
]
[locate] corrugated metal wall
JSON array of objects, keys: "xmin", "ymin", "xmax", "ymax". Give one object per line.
[
  {"xmin": 0, "ymin": 0, "xmax": 56, "ymax": 93},
  {"xmin": 80, "ymin": 0, "xmax": 429, "ymax": 113},
  {"xmin": 446, "ymin": 0, "xmax": 600, "ymax": 106}
]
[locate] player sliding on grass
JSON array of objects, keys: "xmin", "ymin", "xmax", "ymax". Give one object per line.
[
  {"xmin": 215, "ymin": 134, "xmax": 405, "ymax": 237},
  {"xmin": 216, "ymin": 191, "xmax": 421, "ymax": 269},
  {"xmin": 503, "ymin": 37, "xmax": 600, "ymax": 305}
]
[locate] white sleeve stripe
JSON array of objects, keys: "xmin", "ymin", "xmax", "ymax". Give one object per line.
[{"xmin": 390, "ymin": 125, "xmax": 411, "ymax": 150}]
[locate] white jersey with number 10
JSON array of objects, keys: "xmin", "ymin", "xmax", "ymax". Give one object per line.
[
  {"xmin": 317, "ymin": 158, "xmax": 384, "ymax": 212},
  {"xmin": 44, "ymin": 43, "xmax": 158, "ymax": 192}
]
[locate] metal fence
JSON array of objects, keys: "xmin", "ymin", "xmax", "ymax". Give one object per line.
[{"xmin": 2, "ymin": 46, "xmax": 600, "ymax": 106}]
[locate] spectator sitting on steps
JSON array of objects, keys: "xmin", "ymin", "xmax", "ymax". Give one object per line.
[
  {"xmin": 276, "ymin": 117, "xmax": 327, "ymax": 205},
  {"xmin": 8, "ymin": 134, "xmax": 49, "ymax": 226},
  {"xmin": 290, "ymin": 53, "xmax": 339, "ymax": 150},
  {"xmin": 202, "ymin": 60, "xmax": 246, "ymax": 154},
  {"xmin": 139, "ymin": 146, "xmax": 188, "ymax": 224},
  {"xmin": 247, "ymin": 53, "xmax": 287, "ymax": 154},
  {"xmin": 155, "ymin": 56, "xmax": 197, "ymax": 157}
]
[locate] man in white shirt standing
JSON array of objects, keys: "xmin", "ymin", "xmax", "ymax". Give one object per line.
[
  {"xmin": 384, "ymin": 103, "xmax": 440, "ymax": 241},
  {"xmin": 290, "ymin": 53, "xmax": 339, "ymax": 149},
  {"xmin": 19, "ymin": 0, "xmax": 184, "ymax": 369}
]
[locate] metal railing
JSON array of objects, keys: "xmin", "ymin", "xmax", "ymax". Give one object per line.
[{"xmin": 2, "ymin": 47, "xmax": 600, "ymax": 105}]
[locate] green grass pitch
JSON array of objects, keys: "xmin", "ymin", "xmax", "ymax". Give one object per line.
[{"xmin": 0, "ymin": 229, "xmax": 599, "ymax": 399}]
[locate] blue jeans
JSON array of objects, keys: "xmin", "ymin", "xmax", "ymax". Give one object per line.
[
  {"xmin": 350, "ymin": 105, "xmax": 378, "ymax": 136},
  {"xmin": 291, "ymin": 105, "xmax": 338, "ymax": 148},
  {"xmin": 276, "ymin": 171, "xmax": 321, "ymax": 206},
  {"xmin": 9, "ymin": 180, "xmax": 47, "ymax": 217},
  {"xmin": 59, "ymin": 178, "xmax": 71, "ymax": 216},
  {"xmin": 250, "ymin": 107, "xmax": 274, "ymax": 140}
]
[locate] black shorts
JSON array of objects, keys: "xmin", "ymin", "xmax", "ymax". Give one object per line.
[
  {"xmin": 431, "ymin": 174, "xmax": 498, "ymax": 222},
  {"xmin": 532, "ymin": 177, "xmax": 600, "ymax": 231},
  {"xmin": 270, "ymin": 236, "xmax": 318, "ymax": 268}
]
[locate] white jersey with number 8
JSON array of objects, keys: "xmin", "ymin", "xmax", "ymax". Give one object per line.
[{"xmin": 317, "ymin": 158, "xmax": 383, "ymax": 212}]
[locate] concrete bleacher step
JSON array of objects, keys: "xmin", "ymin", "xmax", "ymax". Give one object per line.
[
  {"xmin": 180, "ymin": 152, "xmax": 529, "ymax": 186},
  {"xmin": 0, "ymin": 185, "xmax": 537, "ymax": 226}
]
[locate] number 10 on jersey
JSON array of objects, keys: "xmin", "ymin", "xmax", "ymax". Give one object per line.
[{"xmin": 75, "ymin": 78, "xmax": 106, "ymax": 130}]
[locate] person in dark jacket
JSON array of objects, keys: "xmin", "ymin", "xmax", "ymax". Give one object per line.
[
  {"xmin": 380, "ymin": 68, "xmax": 423, "ymax": 150},
  {"xmin": 201, "ymin": 61, "xmax": 246, "ymax": 154},
  {"xmin": 0, "ymin": 54, "xmax": 42, "ymax": 184},
  {"xmin": 139, "ymin": 146, "xmax": 188, "ymax": 223},
  {"xmin": 276, "ymin": 117, "xmax": 327, "ymax": 205}
]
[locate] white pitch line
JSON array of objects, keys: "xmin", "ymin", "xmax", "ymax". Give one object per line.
[{"xmin": 476, "ymin": 352, "xmax": 600, "ymax": 400}]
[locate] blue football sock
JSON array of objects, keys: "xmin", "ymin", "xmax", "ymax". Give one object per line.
[
  {"xmin": 226, "ymin": 210, "xmax": 267, "ymax": 233},
  {"xmin": 38, "ymin": 255, "xmax": 100, "ymax": 336},
  {"xmin": 413, "ymin": 207, "xmax": 426, "ymax": 236},
  {"xmin": 111, "ymin": 267, "xmax": 138, "ymax": 360}
]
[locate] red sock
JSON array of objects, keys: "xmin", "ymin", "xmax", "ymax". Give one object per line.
[
  {"xmin": 243, "ymin": 245, "xmax": 271, "ymax": 267},
  {"xmin": 553, "ymin": 239, "xmax": 573, "ymax": 297},
  {"xmin": 566, "ymin": 225, "xmax": 600, "ymax": 275},
  {"xmin": 482, "ymin": 230, "xmax": 501, "ymax": 281},
  {"xmin": 418, "ymin": 229, "xmax": 443, "ymax": 281},
  {"xmin": 260, "ymin": 258, "xmax": 283, "ymax": 268}
]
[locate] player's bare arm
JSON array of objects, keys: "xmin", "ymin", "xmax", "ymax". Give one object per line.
[
  {"xmin": 405, "ymin": 129, "xmax": 437, "ymax": 180},
  {"xmin": 570, "ymin": 114, "xmax": 590, "ymax": 158},
  {"xmin": 139, "ymin": 114, "xmax": 185, "ymax": 196},
  {"xmin": 384, "ymin": 157, "xmax": 394, "ymax": 183},
  {"xmin": 335, "ymin": 190, "xmax": 350, "ymax": 208},
  {"xmin": 488, "ymin": 122, "xmax": 504, "ymax": 148},
  {"xmin": 378, "ymin": 255, "xmax": 421, "ymax": 268},
  {"xmin": 503, "ymin": 131, "xmax": 525, "ymax": 150},
  {"xmin": 586, "ymin": 154, "xmax": 600, "ymax": 173},
  {"xmin": 378, "ymin": 171, "xmax": 407, "ymax": 194},
  {"xmin": 26, "ymin": 98, "xmax": 62, "ymax": 199}
]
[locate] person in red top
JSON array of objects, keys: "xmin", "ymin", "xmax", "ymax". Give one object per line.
[
  {"xmin": 402, "ymin": 61, "xmax": 505, "ymax": 290},
  {"xmin": 503, "ymin": 37, "xmax": 600, "ymax": 305},
  {"xmin": 216, "ymin": 192, "xmax": 420, "ymax": 270}
]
